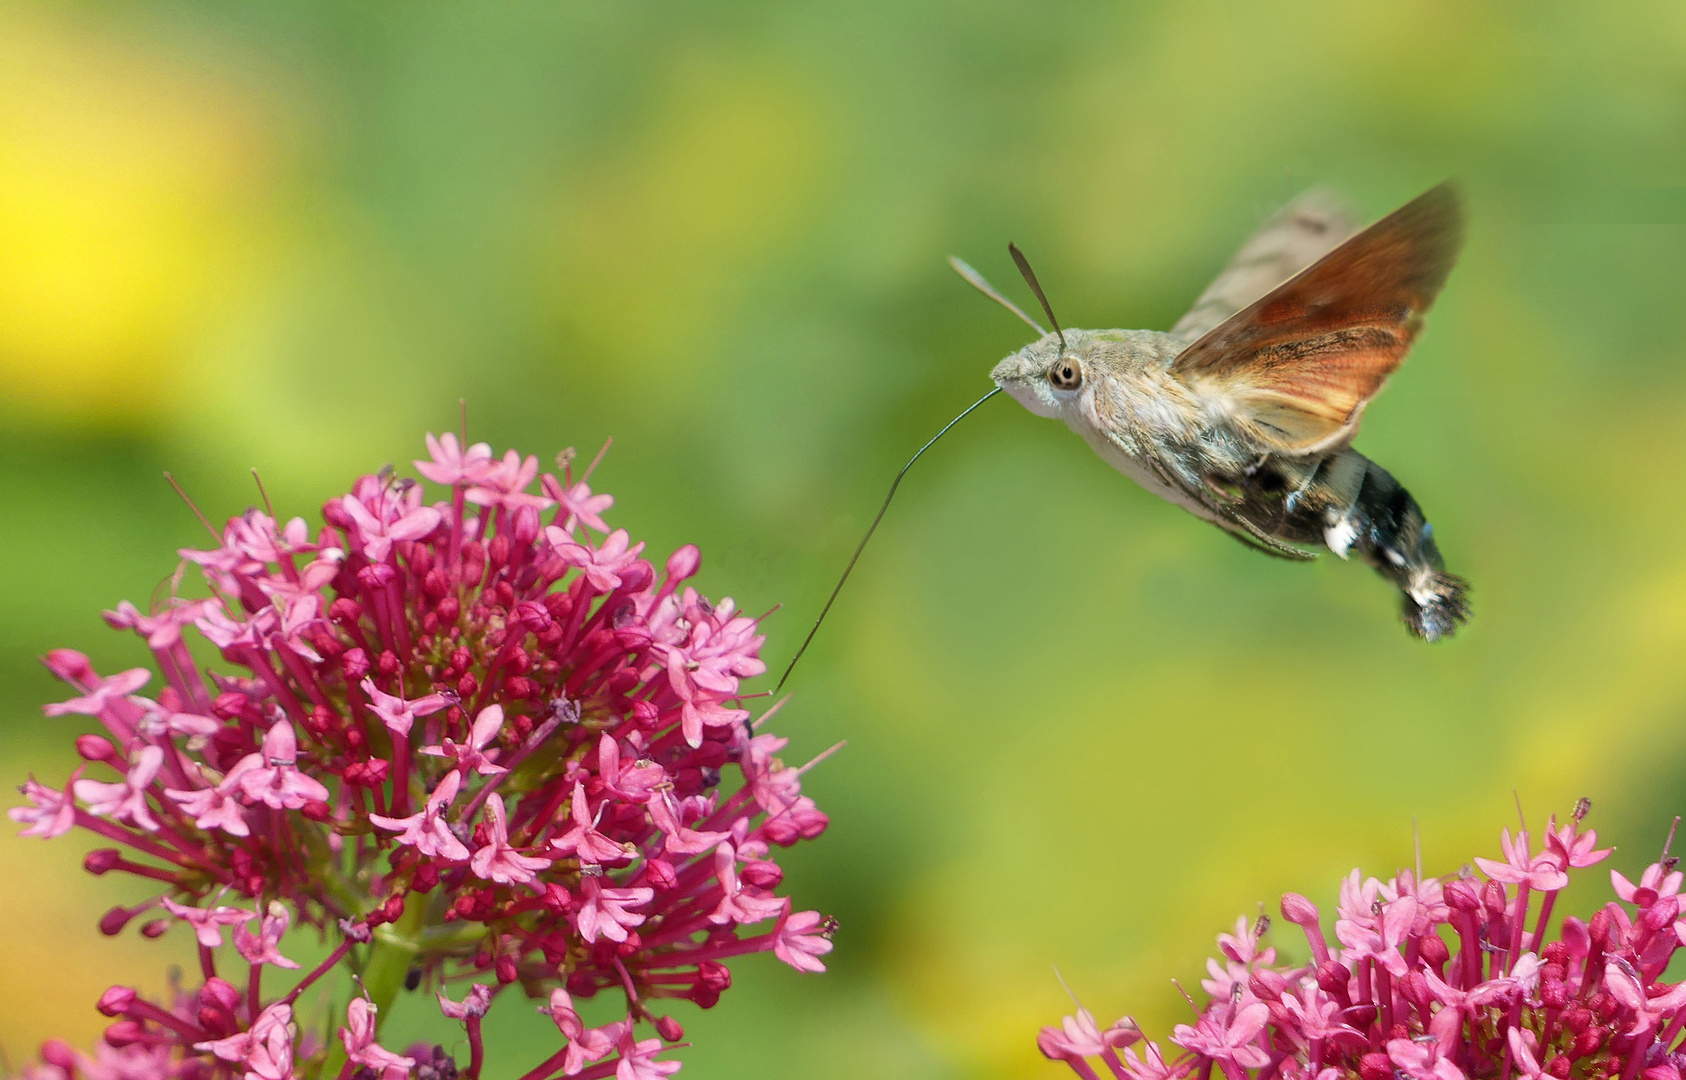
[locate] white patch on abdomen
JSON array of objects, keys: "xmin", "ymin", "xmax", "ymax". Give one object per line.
[{"xmin": 1324, "ymin": 518, "xmax": 1358, "ymax": 559}]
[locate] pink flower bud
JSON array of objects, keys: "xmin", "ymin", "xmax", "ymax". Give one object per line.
[
  {"xmin": 1280, "ymin": 892, "xmax": 1320, "ymax": 925},
  {"xmin": 699, "ymin": 961, "xmax": 731, "ymax": 991},
  {"xmin": 1250, "ymin": 969, "xmax": 1288, "ymax": 1000},
  {"xmin": 461, "ymin": 541, "xmax": 487, "ymax": 584},
  {"xmin": 1590, "ymin": 908, "xmax": 1612, "ymax": 949},
  {"xmin": 1316, "ymin": 959, "xmax": 1350, "ymax": 999},
  {"xmin": 1644, "ymin": 897, "xmax": 1679, "ymax": 931},
  {"xmin": 342, "ymin": 647, "xmax": 370, "ymax": 680},
  {"xmin": 666, "ymin": 545, "xmax": 701, "ymax": 582},
  {"xmin": 84, "ymin": 849, "xmax": 121, "ymax": 875},
  {"xmin": 645, "ymin": 858, "xmax": 678, "ymax": 890},
  {"xmin": 617, "ymin": 560, "xmax": 654, "ymax": 593},
  {"xmin": 303, "ymin": 705, "xmax": 335, "ymax": 737},
  {"xmin": 103, "ymin": 1021, "xmax": 144, "ymax": 1048},
  {"xmin": 40, "ymin": 1041, "xmax": 78, "ymax": 1069},
  {"xmin": 1444, "ymin": 879, "xmax": 1480, "ymax": 911},
  {"xmin": 512, "ymin": 504, "xmax": 541, "ymax": 546},
  {"xmin": 655, "ymin": 1015, "xmax": 684, "ymax": 1042},
  {"xmin": 202, "ymin": 977, "xmax": 242, "ymax": 1011},
  {"xmin": 97, "ymin": 986, "xmax": 137, "ymax": 1016},
  {"xmin": 763, "ymin": 817, "xmax": 801, "ymax": 846},
  {"xmin": 76, "ymin": 734, "xmax": 117, "ymax": 761},
  {"xmin": 42, "ymin": 649, "xmax": 94, "ymax": 684},
  {"xmin": 99, "ymin": 905, "xmax": 135, "ymax": 936},
  {"xmin": 211, "ymin": 691, "xmax": 257, "ymax": 721},
  {"xmin": 198, "ymin": 1005, "xmax": 233, "ymax": 1038}
]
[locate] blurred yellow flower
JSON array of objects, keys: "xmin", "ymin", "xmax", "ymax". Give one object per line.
[{"xmin": 0, "ymin": 10, "xmax": 280, "ymax": 428}]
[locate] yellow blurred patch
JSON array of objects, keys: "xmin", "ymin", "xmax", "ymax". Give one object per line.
[
  {"xmin": 0, "ymin": 10, "xmax": 280, "ymax": 427},
  {"xmin": 0, "ymin": 822, "xmax": 192, "ymax": 1058},
  {"xmin": 1519, "ymin": 558, "xmax": 1686, "ymax": 785}
]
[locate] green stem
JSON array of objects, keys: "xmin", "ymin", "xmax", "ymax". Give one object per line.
[
  {"xmin": 317, "ymin": 895, "xmax": 427, "ymax": 1079},
  {"xmin": 366, "ymin": 894, "xmax": 429, "ymax": 1020}
]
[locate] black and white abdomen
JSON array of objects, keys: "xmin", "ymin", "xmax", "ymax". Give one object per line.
[{"xmin": 1251, "ymin": 448, "xmax": 1469, "ymax": 641}]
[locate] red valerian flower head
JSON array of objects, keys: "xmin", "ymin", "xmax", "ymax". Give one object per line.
[
  {"xmin": 12, "ymin": 433, "xmax": 838, "ymax": 1080},
  {"xmin": 1038, "ymin": 804, "xmax": 1686, "ymax": 1080}
]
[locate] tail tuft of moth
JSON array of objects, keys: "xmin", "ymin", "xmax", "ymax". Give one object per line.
[{"xmin": 1400, "ymin": 569, "xmax": 1470, "ymax": 642}]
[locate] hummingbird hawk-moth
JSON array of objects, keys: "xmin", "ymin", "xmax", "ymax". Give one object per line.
[
  {"xmin": 976, "ymin": 182, "xmax": 1469, "ymax": 642},
  {"xmin": 778, "ymin": 184, "xmax": 1467, "ymax": 691}
]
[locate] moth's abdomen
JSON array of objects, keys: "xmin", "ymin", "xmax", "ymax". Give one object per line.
[
  {"xmin": 1332, "ymin": 453, "xmax": 1469, "ymax": 641},
  {"xmin": 1234, "ymin": 448, "xmax": 1468, "ymax": 640}
]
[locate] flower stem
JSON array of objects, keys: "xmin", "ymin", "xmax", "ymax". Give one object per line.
[
  {"xmin": 320, "ymin": 894, "xmax": 425, "ymax": 1078},
  {"xmin": 466, "ymin": 1013, "xmax": 485, "ymax": 1079},
  {"xmin": 366, "ymin": 893, "xmax": 428, "ymax": 1021},
  {"xmin": 283, "ymin": 939, "xmax": 354, "ymax": 1007}
]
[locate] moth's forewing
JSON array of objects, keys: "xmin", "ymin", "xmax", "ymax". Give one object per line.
[{"xmin": 1171, "ymin": 183, "xmax": 1464, "ymax": 455}]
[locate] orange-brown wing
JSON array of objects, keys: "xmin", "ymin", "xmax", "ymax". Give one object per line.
[{"xmin": 1170, "ymin": 183, "xmax": 1463, "ymax": 455}]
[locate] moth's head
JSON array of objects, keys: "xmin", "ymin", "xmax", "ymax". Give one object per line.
[{"xmin": 991, "ymin": 330, "xmax": 1095, "ymax": 419}]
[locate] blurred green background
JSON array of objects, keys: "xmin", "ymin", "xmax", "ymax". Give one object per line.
[{"xmin": 5, "ymin": 2, "xmax": 1686, "ymax": 1077}]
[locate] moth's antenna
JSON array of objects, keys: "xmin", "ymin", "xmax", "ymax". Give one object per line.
[
  {"xmin": 948, "ymin": 256, "xmax": 1046, "ymax": 336},
  {"xmin": 1053, "ymin": 964, "xmax": 1083, "ymax": 1009},
  {"xmin": 163, "ymin": 471, "xmax": 220, "ymax": 542},
  {"xmin": 251, "ymin": 469, "xmax": 274, "ymax": 518},
  {"xmin": 1008, "ymin": 242, "xmax": 1065, "ymax": 351},
  {"xmin": 776, "ymin": 385, "xmax": 1003, "ymax": 693}
]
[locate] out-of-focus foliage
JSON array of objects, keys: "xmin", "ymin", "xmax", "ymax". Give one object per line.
[{"xmin": 4, "ymin": 2, "xmax": 1686, "ymax": 1077}]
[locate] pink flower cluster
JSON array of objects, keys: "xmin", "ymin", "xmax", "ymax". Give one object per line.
[
  {"xmin": 1042, "ymin": 804, "xmax": 1686, "ymax": 1080},
  {"xmin": 10, "ymin": 433, "xmax": 836, "ymax": 1080}
]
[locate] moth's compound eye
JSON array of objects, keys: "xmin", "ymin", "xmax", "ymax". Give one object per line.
[{"xmin": 1048, "ymin": 356, "xmax": 1083, "ymax": 391}]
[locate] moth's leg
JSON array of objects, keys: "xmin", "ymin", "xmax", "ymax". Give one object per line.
[
  {"xmin": 1201, "ymin": 474, "xmax": 1246, "ymax": 505},
  {"xmin": 1222, "ymin": 526, "xmax": 1319, "ymax": 562},
  {"xmin": 1222, "ymin": 512, "xmax": 1318, "ymax": 561},
  {"xmin": 1281, "ymin": 458, "xmax": 1324, "ymax": 514}
]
